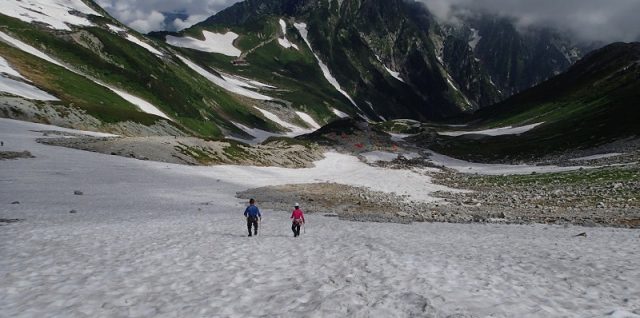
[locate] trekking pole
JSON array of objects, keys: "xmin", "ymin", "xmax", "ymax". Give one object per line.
[{"xmin": 303, "ymin": 222, "xmax": 306, "ymax": 234}]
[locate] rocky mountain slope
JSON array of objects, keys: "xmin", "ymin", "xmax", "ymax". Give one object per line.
[
  {"xmin": 1, "ymin": 0, "xmax": 585, "ymax": 141},
  {"xmin": 422, "ymin": 42, "xmax": 640, "ymax": 161},
  {"xmin": 165, "ymin": 0, "xmax": 585, "ymax": 120}
]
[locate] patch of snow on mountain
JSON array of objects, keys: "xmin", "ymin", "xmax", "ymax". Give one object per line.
[
  {"xmin": 231, "ymin": 108, "xmax": 318, "ymax": 142},
  {"xmin": 468, "ymin": 28, "xmax": 482, "ymax": 50},
  {"xmin": 361, "ymin": 151, "xmax": 421, "ymax": 163},
  {"xmin": 426, "ymin": 150, "xmax": 590, "ymax": 175},
  {"xmin": 277, "ymin": 19, "xmax": 299, "ymax": 50},
  {"xmin": 388, "ymin": 133, "xmax": 415, "ymax": 142},
  {"xmin": 253, "ymin": 106, "xmax": 320, "ymax": 137},
  {"xmin": 365, "ymin": 101, "xmax": 385, "ymax": 121},
  {"xmin": 219, "ymin": 74, "xmax": 276, "ymax": 90},
  {"xmin": 569, "ymin": 153, "xmax": 623, "ymax": 161},
  {"xmin": 294, "ymin": 22, "xmax": 361, "ymax": 111},
  {"xmin": 295, "ymin": 111, "xmax": 321, "ymax": 129},
  {"xmin": 0, "ymin": 0, "xmax": 101, "ymax": 31},
  {"xmin": 106, "ymin": 24, "xmax": 126, "ymax": 33},
  {"xmin": 106, "ymin": 87, "xmax": 170, "ymax": 120},
  {"xmin": 220, "ymin": 74, "xmax": 256, "ymax": 89},
  {"xmin": 0, "ymin": 56, "xmax": 26, "ymax": 79},
  {"xmin": 279, "ymin": 19, "xmax": 288, "ymax": 35},
  {"xmin": 1, "ymin": 31, "xmax": 171, "ymax": 120},
  {"xmin": 438, "ymin": 122, "xmax": 544, "ymax": 137},
  {"xmin": 277, "ymin": 38, "xmax": 299, "ymax": 50},
  {"xmin": 0, "ymin": 55, "xmax": 57, "ymax": 100},
  {"xmin": 166, "ymin": 31, "xmax": 241, "ymax": 57},
  {"xmin": 332, "ymin": 108, "xmax": 349, "ymax": 118},
  {"xmin": 254, "ymin": 106, "xmax": 306, "ymax": 133},
  {"xmin": 374, "ymin": 54, "xmax": 404, "ymax": 83},
  {"xmin": 0, "ymin": 31, "xmax": 63, "ymax": 67},
  {"xmin": 245, "ymin": 79, "xmax": 276, "ymax": 89},
  {"xmin": 125, "ymin": 34, "xmax": 163, "ymax": 56},
  {"xmin": 177, "ymin": 55, "xmax": 272, "ymax": 101},
  {"xmin": 383, "ymin": 65, "xmax": 404, "ymax": 82},
  {"xmin": 229, "ymin": 121, "xmax": 279, "ymax": 144},
  {"xmin": 442, "ymin": 71, "xmax": 472, "ymax": 106},
  {"xmin": 0, "ymin": 76, "xmax": 58, "ymax": 101}
]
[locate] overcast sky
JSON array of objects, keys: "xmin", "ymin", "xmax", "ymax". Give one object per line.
[
  {"xmin": 420, "ymin": 0, "xmax": 640, "ymax": 42},
  {"xmin": 97, "ymin": 0, "xmax": 640, "ymax": 42}
]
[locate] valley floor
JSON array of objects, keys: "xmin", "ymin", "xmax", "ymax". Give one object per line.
[{"xmin": 1, "ymin": 118, "xmax": 640, "ymax": 317}]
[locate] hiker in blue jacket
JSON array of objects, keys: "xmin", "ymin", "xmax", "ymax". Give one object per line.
[{"xmin": 244, "ymin": 198, "xmax": 261, "ymax": 236}]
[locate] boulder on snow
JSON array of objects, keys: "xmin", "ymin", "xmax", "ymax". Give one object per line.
[{"xmin": 74, "ymin": 190, "xmax": 83, "ymax": 195}]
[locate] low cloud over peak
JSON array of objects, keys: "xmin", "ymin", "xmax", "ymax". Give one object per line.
[
  {"xmin": 96, "ymin": 0, "xmax": 242, "ymax": 33},
  {"xmin": 419, "ymin": 0, "xmax": 640, "ymax": 43}
]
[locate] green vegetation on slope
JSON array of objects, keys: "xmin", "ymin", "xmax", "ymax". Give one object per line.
[{"xmin": 427, "ymin": 42, "xmax": 640, "ymax": 161}]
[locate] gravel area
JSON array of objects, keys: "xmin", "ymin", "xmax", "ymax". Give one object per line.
[
  {"xmin": 237, "ymin": 159, "xmax": 640, "ymax": 228},
  {"xmin": 0, "ymin": 150, "xmax": 34, "ymax": 160}
]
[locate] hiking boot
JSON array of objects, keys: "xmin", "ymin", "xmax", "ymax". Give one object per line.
[{"xmin": 248, "ymin": 234, "xmax": 252, "ymax": 237}]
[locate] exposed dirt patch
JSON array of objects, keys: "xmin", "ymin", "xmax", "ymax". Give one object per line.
[
  {"xmin": 237, "ymin": 162, "xmax": 640, "ymax": 228},
  {"xmin": 37, "ymin": 134, "xmax": 324, "ymax": 168},
  {"xmin": 0, "ymin": 150, "xmax": 34, "ymax": 160}
]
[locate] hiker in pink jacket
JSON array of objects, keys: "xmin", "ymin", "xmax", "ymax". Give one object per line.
[{"xmin": 290, "ymin": 203, "xmax": 305, "ymax": 237}]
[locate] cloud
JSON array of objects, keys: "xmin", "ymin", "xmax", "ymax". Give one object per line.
[
  {"xmin": 172, "ymin": 14, "xmax": 210, "ymax": 31},
  {"xmin": 419, "ymin": 0, "xmax": 640, "ymax": 42},
  {"xmin": 95, "ymin": 0, "xmax": 242, "ymax": 33}
]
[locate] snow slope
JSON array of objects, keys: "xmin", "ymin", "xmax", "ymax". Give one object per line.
[
  {"xmin": 1, "ymin": 118, "xmax": 639, "ymax": 318},
  {"xmin": 0, "ymin": 31, "xmax": 171, "ymax": 120},
  {"xmin": 0, "ymin": 77, "xmax": 59, "ymax": 101},
  {"xmin": 361, "ymin": 150, "xmax": 421, "ymax": 163},
  {"xmin": 570, "ymin": 153, "xmax": 623, "ymax": 161},
  {"xmin": 277, "ymin": 19, "xmax": 299, "ymax": 50},
  {"xmin": 426, "ymin": 150, "xmax": 589, "ymax": 175},
  {"xmin": 124, "ymin": 34, "xmax": 164, "ymax": 57},
  {"xmin": 177, "ymin": 55, "xmax": 273, "ymax": 101},
  {"xmin": 332, "ymin": 108, "xmax": 350, "ymax": 118},
  {"xmin": 0, "ymin": 56, "xmax": 25, "ymax": 79},
  {"xmin": 166, "ymin": 31, "xmax": 242, "ymax": 57},
  {"xmin": 295, "ymin": 111, "xmax": 321, "ymax": 129},
  {"xmin": 375, "ymin": 54, "xmax": 404, "ymax": 83},
  {"xmin": 438, "ymin": 122, "xmax": 544, "ymax": 137},
  {"xmin": 0, "ymin": 0, "xmax": 101, "ymax": 31},
  {"xmin": 0, "ymin": 56, "xmax": 58, "ymax": 100}
]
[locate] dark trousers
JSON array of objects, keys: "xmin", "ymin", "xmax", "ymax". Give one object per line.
[
  {"xmin": 292, "ymin": 222, "xmax": 301, "ymax": 237},
  {"xmin": 247, "ymin": 216, "xmax": 258, "ymax": 235}
]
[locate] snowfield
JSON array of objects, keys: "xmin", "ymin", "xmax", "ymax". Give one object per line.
[
  {"xmin": 438, "ymin": 122, "xmax": 545, "ymax": 137},
  {"xmin": 0, "ymin": 76, "xmax": 59, "ymax": 101},
  {"xmin": 124, "ymin": 34, "xmax": 164, "ymax": 57},
  {"xmin": 178, "ymin": 55, "xmax": 273, "ymax": 101},
  {"xmin": 0, "ymin": 31, "xmax": 171, "ymax": 120},
  {"xmin": 0, "ymin": 56, "xmax": 59, "ymax": 101},
  {"xmin": 375, "ymin": 54, "xmax": 404, "ymax": 83},
  {"xmin": 332, "ymin": 108, "xmax": 350, "ymax": 118},
  {"xmin": 0, "ymin": 0, "xmax": 101, "ymax": 31},
  {"xmin": 426, "ymin": 150, "xmax": 590, "ymax": 175},
  {"xmin": 1, "ymin": 118, "xmax": 639, "ymax": 317},
  {"xmin": 278, "ymin": 19, "xmax": 299, "ymax": 50},
  {"xmin": 166, "ymin": 31, "xmax": 242, "ymax": 57}
]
